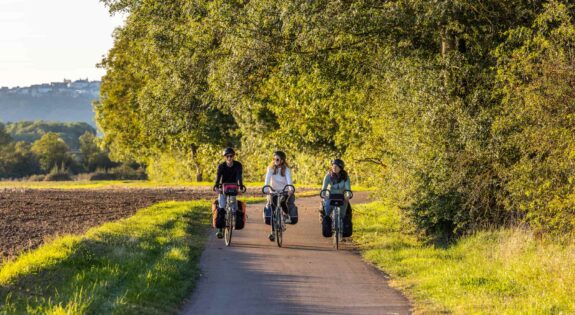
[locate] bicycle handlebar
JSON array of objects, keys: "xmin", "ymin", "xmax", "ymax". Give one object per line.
[
  {"xmin": 262, "ymin": 184, "xmax": 295, "ymax": 195},
  {"xmin": 214, "ymin": 183, "xmax": 246, "ymax": 194},
  {"xmin": 319, "ymin": 189, "xmax": 354, "ymax": 199}
]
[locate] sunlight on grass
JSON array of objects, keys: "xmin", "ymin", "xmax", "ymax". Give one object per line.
[
  {"xmin": 354, "ymin": 202, "xmax": 575, "ymax": 314},
  {"xmin": 0, "ymin": 200, "xmax": 212, "ymax": 314},
  {"xmin": 0, "ymin": 180, "xmax": 372, "ymax": 191}
]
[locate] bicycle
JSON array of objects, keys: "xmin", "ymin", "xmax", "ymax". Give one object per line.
[
  {"xmin": 215, "ymin": 183, "xmax": 246, "ymax": 246},
  {"xmin": 320, "ymin": 189, "xmax": 353, "ymax": 250},
  {"xmin": 262, "ymin": 184, "xmax": 295, "ymax": 247}
]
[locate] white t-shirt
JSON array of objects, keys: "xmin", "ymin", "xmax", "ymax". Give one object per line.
[{"xmin": 264, "ymin": 166, "xmax": 293, "ymax": 192}]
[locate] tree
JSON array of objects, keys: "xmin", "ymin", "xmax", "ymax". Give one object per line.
[
  {"xmin": 79, "ymin": 131, "xmax": 114, "ymax": 172},
  {"xmin": 0, "ymin": 141, "xmax": 40, "ymax": 179},
  {"xmin": 0, "ymin": 122, "xmax": 11, "ymax": 146},
  {"xmin": 31, "ymin": 133, "xmax": 72, "ymax": 172},
  {"xmin": 494, "ymin": 1, "xmax": 575, "ymax": 237}
]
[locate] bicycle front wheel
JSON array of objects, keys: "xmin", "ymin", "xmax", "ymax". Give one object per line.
[
  {"xmin": 224, "ymin": 209, "xmax": 233, "ymax": 246},
  {"xmin": 275, "ymin": 208, "xmax": 283, "ymax": 247}
]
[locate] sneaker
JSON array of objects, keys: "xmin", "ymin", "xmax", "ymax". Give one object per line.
[
  {"xmin": 285, "ymin": 215, "xmax": 292, "ymax": 224},
  {"xmin": 216, "ymin": 229, "xmax": 223, "ymax": 239},
  {"xmin": 268, "ymin": 233, "xmax": 275, "ymax": 242}
]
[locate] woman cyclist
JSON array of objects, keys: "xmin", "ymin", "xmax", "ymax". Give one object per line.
[
  {"xmin": 321, "ymin": 158, "xmax": 351, "ymax": 218},
  {"xmin": 263, "ymin": 150, "xmax": 295, "ymax": 241},
  {"xmin": 213, "ymin": 147, "xmax": 244, "ymax": 238}
]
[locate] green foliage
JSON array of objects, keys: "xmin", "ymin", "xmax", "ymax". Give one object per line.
[
  {"xmin": 78, "ymin": 131, "xmax": 114, "ymax": 172},
  {"xmin": 354, "ymin": 202, "xmax": 575, "ymax": 314},
  {"xmin": 0, "ymin": 141, "xmax": 40, "ymax": 178},
  {"xmin": 97, "ymin": 0, "xmax": 575, "ymax": 238},
  {"xmin": 5, "ymin": 121, "xmax": 96, "ymax": 150},
  {"xmin": 30, "ymin": 133, "xmax": 73, "ymax": 172},
  {"xmin": 44, "ymin": 164, "xmax": 73, "ymax": 181},
  {"xmin": 0, "ymin": 122, "xmax": 11, "ymax": 146},
  {"xmin": 494, "ymin": 1, "xmax": 575, "ymax": 237}
]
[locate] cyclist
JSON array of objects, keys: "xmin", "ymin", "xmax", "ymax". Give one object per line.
[
  {"xmin": 214, "ymin": 147, "xmax": 244, "ymax": 239},
  {"xmin": 321, "ymin": 158, "xmax": 351, "ymax": 219},
  {"xmin": 263, "ymin": 150, "xmax": 295, "ymax": 241}
]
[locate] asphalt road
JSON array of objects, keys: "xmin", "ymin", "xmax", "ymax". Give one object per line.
[{"xmin": 180, "ymin": 192, "xmax": 411, "ymax": 315}]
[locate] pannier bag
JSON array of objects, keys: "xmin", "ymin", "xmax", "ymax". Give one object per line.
[
  {"xmin": 212, "ymin": 200, "xmax": 226, "ymax": 229},
  {"xmin": 288, "ymin": 204, "xmax": 298, "ymax": 225},
  {"xmin": 342, "ymin": 203, "xmax": 353, "ymax": 237},
  {"xmin": 263, "ymin": 204, "xmax": 272, "ymax": 225},
  {"xmin": 235, "ymin": 200, "xmax": 247, "ymax": 230},
  {"xmin": 322, "ymin": 215, "xmax": 333, "ymax": 237}
]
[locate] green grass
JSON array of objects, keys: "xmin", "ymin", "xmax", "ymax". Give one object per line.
[
  {"xmin": 353, "ymin": 202, "xmax": 575, "ymax": 314},
  {"xmin": 0, "ymin": 201, "xmax": 212, "ymax": 314},
  {"xmin": 0, "ymin": 180, "xmax": 339, "ymax": 191}
]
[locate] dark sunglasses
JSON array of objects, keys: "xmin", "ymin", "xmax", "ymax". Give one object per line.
[
  {"xmin": 225, "ymin": 155, "xmax": 234, "ymax": 158},
  {"xmin": 274, "ymin": 158, "xmax": 282, "ymax": 162}
]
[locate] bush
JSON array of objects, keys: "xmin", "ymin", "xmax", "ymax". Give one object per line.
[
  {"xmin": 27, "ymin": 174, "xmax": 46, "ymax": 182},
  {"xmin": 43, "ymin": 165, "xmax": 72, "ymax": 181}
]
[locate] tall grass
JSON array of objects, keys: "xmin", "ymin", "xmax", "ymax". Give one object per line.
[
  {"xmin": 353, "ymin": 202, "xmax": 575, "ymax": 314},
  {"xmin": 0, "ymin": 201, "xmax": 211, "ymax": 314}
]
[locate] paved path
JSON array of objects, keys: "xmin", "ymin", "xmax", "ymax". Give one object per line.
[{"xmin": 180, "ymin": 192, "xmax": 411, "ymax": 315}]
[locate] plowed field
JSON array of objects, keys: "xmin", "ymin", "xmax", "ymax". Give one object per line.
[{"xmin": 0, "ymin": 188, "xmax": 261, "ymax": 261}]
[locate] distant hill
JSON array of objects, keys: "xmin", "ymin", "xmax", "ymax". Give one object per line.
[
  {"xmin": 5, "ymin": 121, "xmax": 96, "ymax": 150},
  {"xmin": 0, "ymin": 80, "xmax": 99, "ymax": 126}
]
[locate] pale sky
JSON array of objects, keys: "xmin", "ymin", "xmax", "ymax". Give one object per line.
[{"xmin": 0, "ymin": 0, "xmax": 125, "ymax": 88}]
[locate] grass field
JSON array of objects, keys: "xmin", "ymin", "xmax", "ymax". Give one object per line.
[
  {"xmin": 0, "ymin": 201, "xmax": 212, "ymax": 314},
  {"xmin": 0, "ymin": 180, "xmax": 373, "ymax": 191},
  {"xmin": 353, "ymin": 202, "xmax": 575, "ymax": 314}
]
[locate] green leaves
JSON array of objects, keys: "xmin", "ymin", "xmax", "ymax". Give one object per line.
[{"xmin": 97, "ymin": 0, "xmax": 575, "ymax": 239}]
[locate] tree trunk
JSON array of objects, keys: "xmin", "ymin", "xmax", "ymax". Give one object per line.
[{"xmin": 190, "ymin": 144, "xmax": 202, "ymax": 182}]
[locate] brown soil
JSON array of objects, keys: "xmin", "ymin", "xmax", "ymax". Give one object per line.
[{"xmin": 0, "ymin": 187, "xmax": 265, "ymax": 262}]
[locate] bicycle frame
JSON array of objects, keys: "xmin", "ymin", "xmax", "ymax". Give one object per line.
[
  {"xmin": 262, "ymin": 185, "xmax": 295, "ymax": 248},
  {"xmin": 224, "ymin": 194, "xmax": 236, "ymax": 246},
  {"xmin": 214, "ymin": 183, "xmax": 246, "ymax": 247},
  {"xmin": 320, "ymin": 189, "xmax": 353, "ymax": 250}
]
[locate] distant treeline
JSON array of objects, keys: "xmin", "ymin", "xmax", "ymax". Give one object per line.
[
  {"xmin": 5, "ymin": 121, "xmax": 95, "ymax": 150},
  {"xmin": 98, "ymin": 1, "xmax": 575, "ymax": 240},
  {"xmin": 0, "ymin": 121, "xmax": 144, "ymax": 180}
]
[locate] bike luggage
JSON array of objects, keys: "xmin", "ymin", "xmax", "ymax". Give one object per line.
[
  {"xmin": 263, "ymin": 204, "xmax": 272, "ymax": 225},
  {"xmin": 287, "ymin": 203, "xmax": 298, "ymax": 224},
  {"xmin": 342, "ymin": 203, "xmax": 353, "ymax": 237},
  {"xmin": 212, "ymin": 200, "xmax": 226, "ymax": 229},
  {"xmin": 235, "ymin": 200, "xmax": 247, "ymax": 230},
  {"xmin": 322, "ymin": 215, "xmax": 333, "ymax": 237}
]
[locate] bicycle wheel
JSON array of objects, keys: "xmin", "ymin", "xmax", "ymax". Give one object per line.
[
  {"xmin": 275, "ymin": 207, "xmax": 283, "ymax": 247},
  {"xmin": 224, "ymin": 208, "xmax": 233, "ymax": 246}
]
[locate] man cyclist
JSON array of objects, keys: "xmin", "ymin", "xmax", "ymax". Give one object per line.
[{"xmin": 214, "ymin": 147, "xmax": 244, "ymax": 239}]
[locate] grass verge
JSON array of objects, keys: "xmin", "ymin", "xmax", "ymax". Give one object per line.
[
  {"xmin": 0, "ymin": 201, "xmax": 212, "ymax": 314},
  {"xmin": 353, "ymin": 202, "xmax": 575, "ymax": 314}
]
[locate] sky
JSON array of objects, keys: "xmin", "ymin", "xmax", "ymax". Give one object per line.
[{"xmin": 0, "ymin": 0, "xmax": 125, "ymax": 88}]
